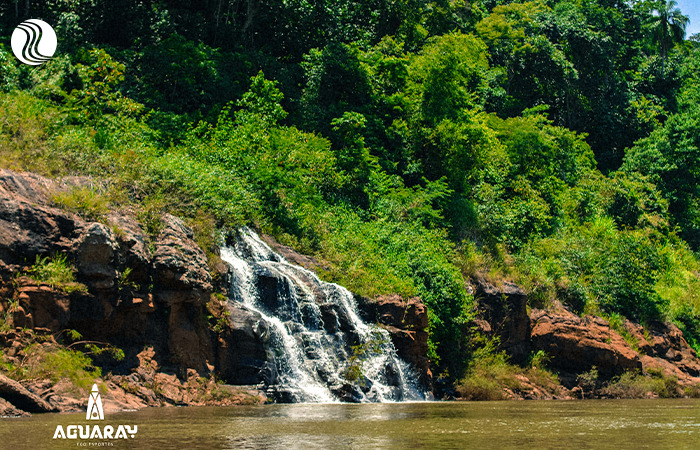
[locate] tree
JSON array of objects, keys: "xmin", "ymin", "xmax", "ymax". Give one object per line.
[{"xmin": 650, "ymin": 0, "xmax": 689, "ymax": 71}]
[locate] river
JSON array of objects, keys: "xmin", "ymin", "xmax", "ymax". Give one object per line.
[{"xmin": 1, "ymin": 400, "xmax": 699, "ymax": 449}]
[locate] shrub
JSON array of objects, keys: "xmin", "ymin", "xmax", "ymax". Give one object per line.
[
  {"xmin": 51, "ymin": 186, "xmax": 110, "ymax": 222},
  {"xmin": 457, "ymin": 343, "xmax": 559, "ymax": 400},
  {"xmin": 6, "ymin": 343, "xmax": 101, "ymax": 393},
  {"xmin": 601, "ymin": 369, "xmax": 682, "ymax": 399},
  {"xmin": 26, "ymin": 254, "xmax": 86, "ymax": 293}
]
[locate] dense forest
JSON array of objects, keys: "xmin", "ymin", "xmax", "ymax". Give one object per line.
[{"xmin": 1, "ymin": 0, "xmax": 699, "ymax": 390}]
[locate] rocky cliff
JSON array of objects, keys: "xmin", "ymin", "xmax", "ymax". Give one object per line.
[
  {"xmin": 1, "ymin": 168, "xmax": 699, "ymax": 415},
  {"xmin": 0, "ymin": 169, "xmax": 432, "ymax": 414},
  {"xmin": 0, "ymin": 168, "xmax": 215, "ymax": 374},
  {"xmin": 0, "ymin": 169, "xmax": 271, "ymax": 415},
  {"xmin": 472, "ymin": 278, "xmax": 700, "ymax": 398}
]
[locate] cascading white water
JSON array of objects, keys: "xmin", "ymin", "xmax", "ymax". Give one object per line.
[{"xmin": 220, "ymin": 227, "xmax": 425, "ymax": 403}]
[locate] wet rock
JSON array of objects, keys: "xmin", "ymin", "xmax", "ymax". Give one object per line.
[
  {"xmin": 266, "ymin": 386, "xmax": 303, "ymax": 403},
  {"xmin": 255, "ymin": 267, "xmax": 295, "ymax": 320},
  {"xmin": 320, "ymin": 302, "xmax": 340, "ymax": 333},
  {"xmin": 215, "ymin": 303, "xmax": 271, "ymax": 385},
  {"xmin": 0, "ymin": 374, "xmax": 58, "ymax": 413},
  {"xmin": 260, "ymin": 234, "xmax": 330, "ymax": 272},
  {"xmin": 358, "ymin": 295, "xmax": 431, "ymax": 388},
  {"xmin": 330, "ymin": 383, "xmax": 364, "ymax": 403}
]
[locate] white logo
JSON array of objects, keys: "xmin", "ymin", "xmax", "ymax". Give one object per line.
[
  {"xmin": 86, "ymin": 383, "xmax": 105, "ymax": 420},
  {"xmin": 53, "ymin": 383, "xmax": 138, "ymax": 441},
  {"xmin": 11, "ymin": 19, "xmax": 57, "ymax": 65}
]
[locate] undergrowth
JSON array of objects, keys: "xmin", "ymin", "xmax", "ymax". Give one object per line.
[{"xmin": 25, "ymin": 254, "xmax": 87, "ymax": 294}]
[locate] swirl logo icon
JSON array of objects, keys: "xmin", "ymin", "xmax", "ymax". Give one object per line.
[{"xmin": 11, "ymin": 19, "xmax": 57, "ymax": 65}]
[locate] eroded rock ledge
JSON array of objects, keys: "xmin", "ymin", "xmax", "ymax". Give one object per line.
[
  {"xmin": 0, "ymin": 169, "xmax": 265, "ymax": 415},
  {"xmin": 472, "ymin": 277, "xmax": 700, "ymax": 398}
]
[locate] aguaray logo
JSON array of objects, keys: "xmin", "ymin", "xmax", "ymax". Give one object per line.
[
  {"xmin": 86, "ymin": 383, "xmax": 105, "ymax": 421},
  {"xmin": 53, "ymin": 383, "xmax": 138, "ymax": 442},
  {"xmin": 11, "ymin": 19, "xmax": 57, "ymax": 65}
]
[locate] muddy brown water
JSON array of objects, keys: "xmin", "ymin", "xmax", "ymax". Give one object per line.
[{"xmin": 1, "ymin": 400, "xmax": 699, "ymax": 449}]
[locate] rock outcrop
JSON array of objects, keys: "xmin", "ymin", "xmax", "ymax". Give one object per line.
[
  {"xmin": 357, "ymin": 295, "xmax": 432, "ymax": 388},
  {"xmin": 472, "ymin": 278, "xmax": 530, "ymax": 364},
  {"xmin": 529, "ymin": 308, "xmax": 642, "ymax": 382},
  {"xmin": 0, "ymin": 374, "xmax": 57, "ymax": 413},
  {"xmin": 0, "ymin": 169, "xmax": 269, "ymax": 414},
  {"xmin": 0, "ymin": 169, "xmax": 215, "ymax": 375},
  {"xmin": 210, "ymin": 301, "xmax": 272, "ymax": 385},
  {"xmin": 627, "ymin": 320, "xmax": 700, "ymax": 383}
]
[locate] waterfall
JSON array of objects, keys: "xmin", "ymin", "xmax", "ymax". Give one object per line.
[{"xmin": 220, "ymin": 227, "xmax": 425, "ymax": 403}]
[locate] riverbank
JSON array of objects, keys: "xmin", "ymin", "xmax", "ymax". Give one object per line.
[{"xmin": 1, "ymin": 168, "xmax": 700, "ymax": 418}]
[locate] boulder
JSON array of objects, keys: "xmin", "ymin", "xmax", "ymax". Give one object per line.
[
  {"xmin": 215, "ymin": 303, "xmax": 272, "ymax": 385},
  {"xmin": 0, "ymin": 374, "xmax": 58, "ymax": 413},
  {"xmin": 473, "ymin": 277, "xmax": 530, "ymax": 363},
  {"xmin": 529, "ymin": 308, "xmax": 642, "ymax": 381}
]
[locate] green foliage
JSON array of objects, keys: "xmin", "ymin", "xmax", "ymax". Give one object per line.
[
  {"xmin": 517, "ymin": 218, "xmax": 673, "ymax": 323},
  {"xmin": 601, "ymin": 369, "xmax": 684, "ymax": 399},
  {"xmin": 624, "ymin": 104, "xmax": 700, "ymax": 248},
  {"xmin": 457, "ymin": 341, "xmax": 559, "ymax": 400},
  {"xmin": 606, "ymin": 313, "xmax": 641, "ymax": 352},
  {"xmin": 7, "ymin": 344, "xmax": 101, "ymax": 392},
  {"xmin": 236, "ymin": 71, "xmax": 288, "ymax": 126},
  {"xmin": 67, "ymin": 48, "xmax": 144, "ymax": 120},
  {"xmin": 51, "ymin": 186, "xmax": 110, "ymax": 222},
  {"xmin": 648, "ymin": 1, "xmax": 689, "ymax": 66},
  {"xmin": 343, "ymin": 329, "xmax": 389, "ymax": 382},
  {"xmin": 26, "ymin": 254, "xmax": 86, "ymax": 294},
  {"xmin": 0, "ymin": 45, "xmax": 19, "ymax": 92},
  {"xmin": 576, "ymin": 366, "xmax": 600, "ymax": 398}
]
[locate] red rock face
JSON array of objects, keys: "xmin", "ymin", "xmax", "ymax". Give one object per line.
[
  {"xmin": 529, "ymin": 307, "xmax": 700, "ymax": 388},
  {"xmin": 530, "ymin": 308, "xmax": 642, "ymax": 380},
  {"xmin": 0, "ymin": 169, "xmax": 215, "ymax": 376},
  {"xmin": 628, "ymin": 321, "xmax": 700, "ymax": 382}
]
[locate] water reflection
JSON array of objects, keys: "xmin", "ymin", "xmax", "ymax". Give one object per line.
[{"xmin": 0, "ymin": 400, "xmax": 699, "ymax": 449}]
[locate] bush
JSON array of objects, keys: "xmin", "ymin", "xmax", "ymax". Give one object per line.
[
  {"xmin": 601, "ymin": 369, "xmax": 682, "ymax": 399},
  {"xmin": 51, "ymin": 186, "xmax": 110, "ymax": 222},
  {"xmin": 456, "ymin": 344, "xmax": 560, "ymax": 400},
  {"xmin": 26, "ymin": 254, "xmax": 86, "ymax": 293},
  {"xmin": 5, "ymin": 343, "xmax": 101, "ymax": 393}
]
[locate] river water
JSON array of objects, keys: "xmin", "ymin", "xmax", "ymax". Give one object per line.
[{"xmin": 1, "ymin": 400, "xmax": 699, "ymax": 449}]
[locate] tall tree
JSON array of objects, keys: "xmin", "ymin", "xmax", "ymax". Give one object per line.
[{"xmin": 650, "ymin": 0, "xmax": 689, "ymax": 70}]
